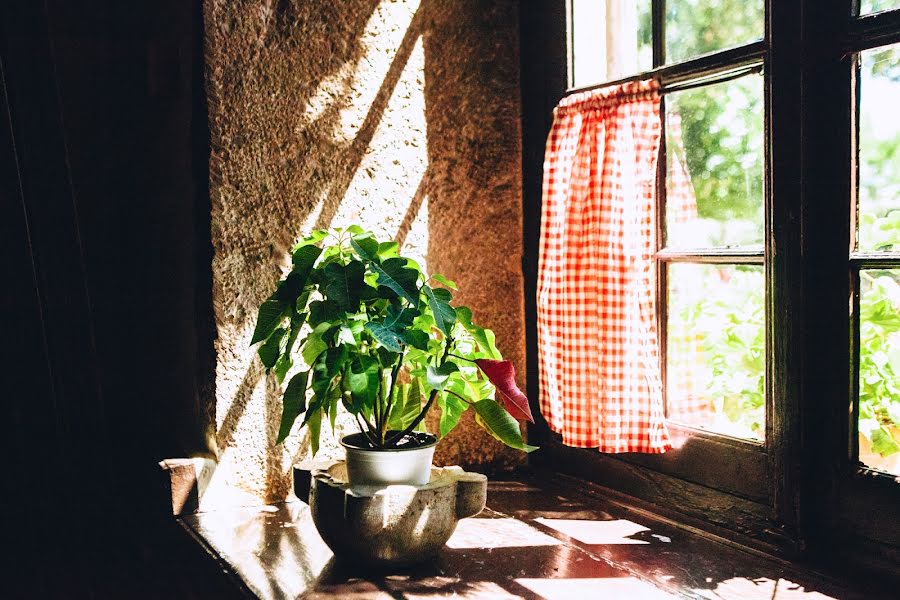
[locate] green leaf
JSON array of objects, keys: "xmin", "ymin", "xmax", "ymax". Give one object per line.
[
  {"xmin": 389, "ymin": 379, "xmax": 424, "ymax": 431},
  {"xmin": 273, "ymin": 314, "xmax": 304, "ymax": 383},
  {"xmin": 365, "ymin": 321, "xmax": 404, "ymax": 352},
  {"xmin": 307, "ymin": 408, "xmax": 322, "ymax": 456},
  {"xmin": 456, "ymin": 306, "xmax": 501, "ymax": 359},
  {"xmin": 377, "ymin": 241, "xmax": 399, "ymax": 259},
  {"xmin": 403, "ymin": 329, "xmax": 429, "ymax": 350},
  {"xmin": 347, "ymin": 356, "xmax": 380, "ymax": 410},
  {"xmin": 258, "ymin": 327, "xmax": 287, "ymax": 369},
  {"xmin": 273, "ymin": 353, "xmax": 293, "ymax": 384},
  {"xmin": 410, "ymin": 378, "xmax": 427, "ymax": 432},
  {"xmin": 423, "ymin": 285, "xmax": 457, "ymax": 336},
  {"xmin": 431, "ymin": 273, "xmax": 458, "ymax": 290},
  {"xmin": 387, "ymin": 383, "xmax": 409, "ymax": 431},
  {"xmin": 250, "ymin": 299, "xmax": 286, "ymax": 345},
  {"xmin": 438, "ymin": 391, "xmax": 467, "ymax": 438},
  {"xmin": 291, "ymin": 230, "xmax": 327, "ymax": 252},
  {"xmin": 426, "ymin": 362, "xmax": 459, "ymax": 391},
  {"xmin": 337, "ymin": 325, "xmax": 357, "ymax": 347},
  {"xmin": 308, "ymin": 300, "xmax": 340, "ymax": 326},
  {"xmin": 277, "ymin": 246, "xmax": 321, "ymax": 306},
  {"xmin": 432, "ymin": 287, "xmax": 452, "ymax": 302},
  {"xmin": 275, "ymin": 272, "xmax": 305, "ymax": 304},
  {"xmin": 303, "ymin": 388, "xmax": 329, "ymax": 426},
  {"xmin": 372, "ymin": 258, "xmax": 420, "ymax": 306},
  {"xmin": 322, "ymin": 344, "xmax": 350, "ymax": 379},
  {"xmin": 292, "ymin": 243, "xmax": 323, "ymax": 273},
  {"xmin": 364, "ymin": 304, "xmax": 417, "ymax": 352},
  {"xmin": 473, "ymin": 398, "xmax": 537, "ymax": 452},
  {"xmin": 301, "ymin": 322, "xmax": 331, "ymax": 365},
  {"xmin": 327, "ymin": 384, "xmax": 341, "ymax": 432},
  {"xmin": 323, "ymin": 260, "xmax": 367, "ymax": 312},
  {"xmin": 350, "ymin": 235, "xmax": 379, "ymax": 262},
  {"xmin": 871, "ymin": 426, "xmax": 900, "ymax": 457},
  {"xmin": 295, "ymin": 291, "xmax": 311, "ymax": 314},
  {"xmin": 277, "ymin": 371, "xmax": 308, "ymax": 443},
  {"xmin": 723, "ymin": 395, "xmax": 742, "ymax": 423}
]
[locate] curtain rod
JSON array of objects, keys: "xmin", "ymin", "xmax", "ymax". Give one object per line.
[
  {"xmin": 564, "ymin": 63, "xmax": 764, "ymax": 98},
  {"xmin": 662, "ymin": 64, "xmax": 764, "ymax": 93},
  {"xmin": 564, "ymin": 42, "xmax": 768, "ymax": 97}
]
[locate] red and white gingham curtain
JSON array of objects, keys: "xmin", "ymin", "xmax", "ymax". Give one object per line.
[{"xmin": 537, "ymin": 80, "xmax": 671, "ymax": 453}]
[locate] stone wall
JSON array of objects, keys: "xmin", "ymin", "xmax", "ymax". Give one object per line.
[{"xmin": 203, "ymin": 0, "xmax": 525, "ymax": 503}]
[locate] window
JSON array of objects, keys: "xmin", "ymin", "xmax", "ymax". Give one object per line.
[
  {"xmin": 861, "ymin": 0, "xmax": 900, "ymax": 15},
  {"xmin": 854, "ymin": 42, "xmax": 900, "ymax": 476},
  {"xmin": 560, "ymin": 0, "xmax": 771, "ymax": 501},
  {"xmin": 522, "ymin": 0, "xmax": 900, "ymax": 575},
  {"xmin": 662, "ymin": 72, "xmax": 765, "ymax": 441}
]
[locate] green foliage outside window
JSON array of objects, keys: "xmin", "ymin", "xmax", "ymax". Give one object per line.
[
  {"xmin": 860, "ymin": 272, "xmax": 900, "ymax": 460},
  {"xmin": 861, "ymin": 0, "xmax": 900, "ymax": 15}
]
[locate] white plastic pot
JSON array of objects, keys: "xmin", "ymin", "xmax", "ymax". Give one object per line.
[{"xmin": 341, "ymin": 432, "xmax": 437, "ymax": 487}]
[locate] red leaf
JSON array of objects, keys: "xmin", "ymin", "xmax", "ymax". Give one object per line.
[{"xmin": 475, "ymin": 359, "xmax": 534, "ymax": 423}]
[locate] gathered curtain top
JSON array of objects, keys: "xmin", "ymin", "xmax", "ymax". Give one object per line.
[{"xmin": 554, "ymin": 79, "xmax": 660, "ymax": 117}]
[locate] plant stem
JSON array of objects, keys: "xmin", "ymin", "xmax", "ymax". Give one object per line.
[
  {"xmin": 373, "ymin": 378, "xmax": 383, "ymax": 438},
  {"xmin": 448, "ymin": 352, "xmax": 476, "ymax": 363},
  {"xmin": 355, "ymin": 414, "xmax": 379, "ymax": 447},
  {"xmin": 356, "ymin": 410, "xmax": 377, "ymax": 436},
  {"xmin": 380, "ymin": 359, "xmax": 403, "ymax": 444},
  {"xmin": 384, "ymin": 336, "xmax": 452, "ymax": 447},
  {"xmin": 445, "ymin": 388, "xmax": 475, "ymax": 406}
]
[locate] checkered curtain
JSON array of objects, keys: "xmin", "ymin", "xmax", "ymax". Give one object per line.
[{"xmin": 537, "ymin": 80, "xmax": 671, "ymax": 453}]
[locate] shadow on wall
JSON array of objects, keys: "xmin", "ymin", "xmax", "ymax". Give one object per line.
[{"xmin": 205, "ymin": 0, "xmax": 524, "ymax": 504}]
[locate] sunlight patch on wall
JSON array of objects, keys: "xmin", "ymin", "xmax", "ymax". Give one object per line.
[
  {"xmin": 331, "ymin": 34, "xmax": 428, "ymax": 254},
  {"xmin": 341, "ymin": 0, "xmax": 420, "ymax": 142},
  {"xmin": 399, "ymin": 192, "xmax": 429, "ymax": 271}
]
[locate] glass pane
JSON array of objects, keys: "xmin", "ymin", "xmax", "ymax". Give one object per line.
[
  {"xmin": 859, "ymin": 269, "xmax": 900, "ymax": 475},
  {"xmin": 665, "ymin": 73, "xmax": 765, "ymax": 249},
  {"xmin": 860, "ymin": 0, "xmax": 900, "ymax": 15},
  {"xmin": 858, "ymin": 44, "xmax": 900, "ymax": 252},
  {"xmin": 667, "ymin": 263, "xmax": 765, "ymax": 440},
  {"xmin": 666, "ymin": 0, "xmax": 764, "ymax": 64},
  {"xmin": 570, "ymin": 0, "xmax": 652, "ymax": 88}
]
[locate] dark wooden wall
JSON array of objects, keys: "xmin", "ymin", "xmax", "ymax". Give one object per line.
[{"xmin": 0, "ymin": 1, "xmax": 228, "ymax": 597}]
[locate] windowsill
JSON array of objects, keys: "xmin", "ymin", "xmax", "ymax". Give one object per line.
[{"xmin": 176, "ymin": 469, "xmax": 882, "ymax": 599}]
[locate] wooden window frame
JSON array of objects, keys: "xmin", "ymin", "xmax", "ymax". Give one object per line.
[{"xmin": 521, "ymin": 0, "xmax": 900, "ymax": 578}]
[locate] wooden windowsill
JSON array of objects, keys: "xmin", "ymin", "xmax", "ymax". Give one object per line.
[{"xmin": 177, "ymin": 470, "xmax": 885, "ymax": 599}]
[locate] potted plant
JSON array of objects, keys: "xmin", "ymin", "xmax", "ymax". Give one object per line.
[{"xmin": 251, "ymin": 226, "xmax": 536, "ymax": 487}]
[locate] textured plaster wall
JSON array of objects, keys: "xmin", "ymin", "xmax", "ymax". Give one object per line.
[{"xmin": 204, "ymin": 0, "xmax": 525, "ymax": 503}]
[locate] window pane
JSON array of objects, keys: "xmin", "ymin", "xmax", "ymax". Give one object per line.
[
  {"xmin": 665, "ymin": 0, "xmax": 764, "ymax": 64},
  {"xmin": 859, "ymin": 269, "xmax": 900, "ymax": 475},
  {"xmin": 860, "ymin": 1, "xmax": 900, "ymax": 15},
  {"xmin": 665, "ymin": 73, "xmax": 765, "ymax": 249},
  {"xmin": 667, "ymin": 263, "xmax": 764, "ymax": 440},
  {"xmin": 858, "ymin": 44, "xmax": 900, "ymax": 252},
  {"xmin": 570, "ymin": 0, "xmax": 652, "ymax": 88}
]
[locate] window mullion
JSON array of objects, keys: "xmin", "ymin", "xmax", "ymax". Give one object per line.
[
  {"xmin": 657, "ymin": 249, "xmax": 765, "ymax": 264},
  {"xmin": 657, "ymin": 91, "xmax": 668, "ymax": 419},
  {"xmin": 653, "ymin": 0, "xmax": 666, "ymax": 68},
  {"xmin": 849, "ymin": 8, "xmax": 900, "ymax": 51}
]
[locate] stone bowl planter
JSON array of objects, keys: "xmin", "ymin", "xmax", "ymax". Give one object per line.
[{"xmin": 293, "ymin": 461, "xmax": 487, "ymax": 567}]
